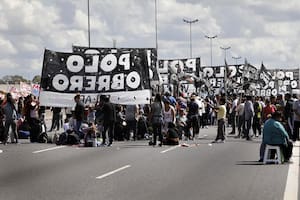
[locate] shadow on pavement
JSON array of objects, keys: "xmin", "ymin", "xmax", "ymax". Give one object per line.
[{"xmin": 236, "ymin": 161, "xmax": 264, "ymax": 165}]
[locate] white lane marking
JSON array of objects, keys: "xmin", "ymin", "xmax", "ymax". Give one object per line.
[
  {"xmin": 0, "ymin": 150, "xmax": 3, "ymax": 153},
  {"xmin": 96, "ymin": 165, "xmax": 131, "ymax": 179},
  {"xmin": 284, "ymin": 141, "xmax": 300, "ymax": 200},
  {"xmin": 32, "ymin": 146, "xmax": 66, "ymax": 154},
  {"xmin": 160, "ymin": 145, "xmax": 180, "ymax": 154}
]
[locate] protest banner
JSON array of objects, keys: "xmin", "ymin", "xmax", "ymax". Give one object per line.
[{"xmin": 39, "ymin": 49, "xmax": 151, "ymax": 107}]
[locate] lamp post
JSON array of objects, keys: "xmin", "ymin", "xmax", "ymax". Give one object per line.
[
  {"xmin": 205, "ymin": 35, "xmax": 217, "ymax": 67},
  {"xmin": 220, "ymin": 46, "xmax": 231, "ymax": 61},
  {"xmin": 87, "ymin": 0, "xmax": 91, "ymax": 47},
  {"xmin": 232, "ymin": 56, "xmax": 241, "ymax": 66},
  {"xmin": 155, "ymin": 0, "xmax": 158, "ymax": 51},
  {"xmin": 183, "ymin": 18, "xmax": 199, "ymax": 58}
]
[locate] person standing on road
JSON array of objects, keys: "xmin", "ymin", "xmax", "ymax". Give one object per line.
[
  {"xmin": 252, "ymin": 96, "xmax": 262, "ymax": 137},
  {"xmin": 49, "ymin": 107, "xmax": 61, "ymax": 132},
  {"xmin": 148, "ymin": 93, "xmax": 164, "ymax": 146},
  {"xmin": 101, "ymin": 95, "xmax": 116, "ymax": 146},
  {"xmin": 292, "ymin": 94, "xmax": 300, "ymax": 141},
  {"xmin": 186, "ymin": 94, "xmax": 199, "ymax": 140},
  {"xmin": 125, "ymin": 104, "xmax": 139, "ymax": 141},
  {"xmin": 229, "ymin": 94, "xmax": 238, "ymax": 135},
  {"xmin": 162, "ymin": 99, "xmax": 176, "ymax": 136},
  {"xmin": 2, "ymin": 93, "xmax": 18, "ymax": 144},
  {"xmin": 284, "ymin": 93, "xmax": 294, "ymax": 139},
  {"xmin": 244, "ymin": 95, "xmax": 254, "ymax": 141},
  {"xmin": 74, "ymin": 94, "xmax": 85, "ymax": 138},
  {"xmin": 212, "ymin": 97, "xmax": 226, "ymax": 143},
  {"xmin": 235, "ymin": 97, "xmax": 245, "ymax": 138}
]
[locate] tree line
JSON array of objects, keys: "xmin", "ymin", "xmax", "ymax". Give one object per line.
[{"xmin": 0, "ymin": 75, "xmax": 41, "ymax": 84}]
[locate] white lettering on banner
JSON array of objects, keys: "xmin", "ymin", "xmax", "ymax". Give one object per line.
[
  {"xmin": 51, "ymin": 53, "xmax": 142, "ymax": 92},
  {"xmin": 286, "ymin": 72, "xmax": 293, "ymax": 79},
  {"xmin": 158, "ymin": 59, "xmax": 198, "ymax": 74},
  {"xmin": 101, "ymin": 54, "xmax": 118, "ymax": 72},
  {"xmin": 52, "ymin": 74, "xmax": 69, "ymax": 91},
  {"xmin": 52, "ymin": 73, "xmax": 141, "ymax": 92},
  {"xmin": 66, "ymin": 53, "xmax": 130, "ymax": 73},
  {"xmin": 67, "ymin": 55, "xmax": 84, "ymax": 73},
  {"xmin": 185, "ymin": 59, "xmax": 196, "ymax": 72},
  {"xmin": 85, "ymin": 76, "xmax": 97, "ymax": 91},
  {"xmin": 291, "ymin": 80, "xmax": 298, "ymax": 88},
  {"xmin": 85, "ymin": 55, "xmax": 99, "ymax": 73},
  {"xmin": 203, "ymin": 68, "xmax": 214, "ymax": 78},
  {"xmin": 111, "ymin": 73, "xmax": 124, "ymax": 90}
]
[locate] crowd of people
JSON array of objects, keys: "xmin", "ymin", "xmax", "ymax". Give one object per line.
[
  {"xmin": 0, "ymin": 93, "xmax": 43, "ymax": 145},
  {"xmin": 0, "ymin": 90, "xmax": 297, "ymax": 162}
]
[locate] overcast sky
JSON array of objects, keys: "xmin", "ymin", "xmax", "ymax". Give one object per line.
[{"xmin": 1, "ymin": 0, "xmax": 300, "ymax": 79}]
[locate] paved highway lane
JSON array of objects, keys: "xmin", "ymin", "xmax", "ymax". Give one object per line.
[{"xmin": 0, "ymin": 127, "xmax": 299, "ymax": 200}]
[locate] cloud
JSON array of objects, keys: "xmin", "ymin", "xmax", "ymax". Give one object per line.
[{"xmin": 0, "ymin": 0, "xmax": 299, "ymax": 80}]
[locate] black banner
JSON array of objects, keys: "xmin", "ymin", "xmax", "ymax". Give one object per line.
[
  {"xmin": 72, "ymin": 45, "xmax": 159, "ymax": 83},
  {"xmin": 40, "ymin": 49, "xmax": 151, "ymax": 107}
]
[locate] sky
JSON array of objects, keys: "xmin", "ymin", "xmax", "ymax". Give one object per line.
[{"xmin": 1, "ymin": 0, "xmax": 300, "ymax": 80}]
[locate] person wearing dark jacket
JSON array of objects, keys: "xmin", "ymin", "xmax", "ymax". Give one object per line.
[
  {"xmin": 2, "ymin": 93, "xmax": 18, "ymax": 144},
  {"xmin": 74, "ymin": 94, "xmax": 85, "ymax": 138},
  {"xmin": 101, "ymin": 95, "xmax": 116, "ymax": 146}
]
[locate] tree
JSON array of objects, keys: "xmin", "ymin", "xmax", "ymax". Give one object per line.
[
  {"xmin": 32, "ymin": 75, "xmax": 41, "ymax": 83},
  {"xmin": 2, "ymin": 75, "xmax": 28, "ymax": 84}
]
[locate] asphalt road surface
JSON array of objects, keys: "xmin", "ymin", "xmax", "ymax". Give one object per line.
[{"xmin": 0, "ymin": 126, "xmax": 299, "ymax": 200}]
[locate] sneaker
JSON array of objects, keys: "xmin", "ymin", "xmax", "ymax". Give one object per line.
[
  {"xmin": 219, "ymin": 140, "xmax": 225, "ymax": 143},
  {"xmin": 211, "ymin": 140, "xmax": 218, "ymax": 143}
]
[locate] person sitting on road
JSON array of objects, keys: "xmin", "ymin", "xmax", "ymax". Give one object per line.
[
  {"xmin": 163, "ymin": 122, "xmax": 179, "ymax": 145},
  {"xmin": 259, "ymin": 111, "xmax": 293, "ymax": 162}
]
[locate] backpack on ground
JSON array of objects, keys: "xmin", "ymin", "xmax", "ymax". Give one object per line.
[
  {"xmin": 67, "ymin": 133, "xmax": 80, "ymax": 145},
  {"xmin": 56, "ymin": 132, "xmax": 67, "ymax": 145}
]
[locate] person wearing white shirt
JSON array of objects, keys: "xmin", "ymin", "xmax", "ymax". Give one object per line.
[{"xmin": 229, "ymin": 94, "xmax": 238, "ymax": 135}]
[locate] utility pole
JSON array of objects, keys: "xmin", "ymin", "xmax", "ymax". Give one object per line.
[
  {"xmin": 183, "ymin": 18, "xmax": 199, "ymax": 58},
  {"xmin": 205, "ymin": 35, "xmax": 217, "ymax": 67},
  {"xmin": 87, "ymin": 0, "xmax": 91, "ymax": 47},
  {"xmin": 232, "ymin": 56, "xmax": 241, "ymax": 66}
]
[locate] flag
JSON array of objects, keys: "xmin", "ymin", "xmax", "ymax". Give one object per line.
[
  {"xmin": 31, "ymin": 84, "xmax": 40, "ymax": 97},
  {"xmin": 20, "ymin": 82, "xmax": 32, "ymax": 97},
  {"xmin": 258, "ymin": 62, "xmax": 272, "ymax": 86}
]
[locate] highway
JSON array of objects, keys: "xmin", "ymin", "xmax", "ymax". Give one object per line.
[{"xmin": 0, "ymin": 126, "xmax": 299, "ymax": 200}]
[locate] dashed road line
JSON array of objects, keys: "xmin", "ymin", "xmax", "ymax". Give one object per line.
[
  {"xmin": 160, "ymin": 145, "xmax": 180, "ymax": 154},
  {"xmin": 96, "ymin": 165, "xmax": 131, "ymax": 179},
  {"xmin": 284, "ymin": 141, "xmax": 300, "ymax": 200},
  {"xmin": 32, "ymin": 146, "xmax": 66, "ymax": 154},
  {"xmin": 0, "ymin": 149, "xmax": 3, "ymax": 154}
]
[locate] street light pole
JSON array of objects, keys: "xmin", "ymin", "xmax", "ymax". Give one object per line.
[
  {"xmin": 87, "ymin": 0, "xmax": 91, "ymax": 47},
  {"xmin": 220, "ymin": 46, "xmax": 231, "ymax": 61},
  {"xmin": 205, "ymin": 35, "xmax": 217, "ymax": 67},
  {"xmin": 155, "ymin": 0, "xmax": 158, "ymax": 51},
  {"xmin": 183, "ymin": 18, "xmax": 199, "ymax": 58},
  {"xmin": 232, "ymin": 56, "xmax": 241, "ymax": 66}
]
